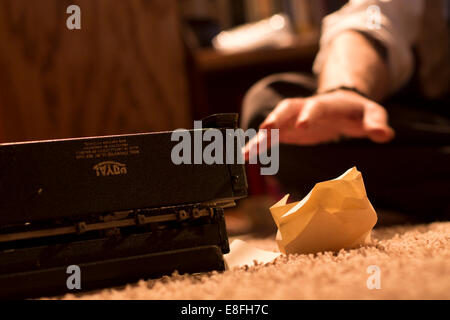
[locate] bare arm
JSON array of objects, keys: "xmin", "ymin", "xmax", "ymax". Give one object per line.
[
  {"xmin": 317, "ymin": 30, "xmax": 390, "ymax": 101},
  {"xmin": 243, "ymin": 0, "xmax": 425, "ymax": 160},
  {"xmin": 243, "ymin": 32, "xmax": 395, "ymax": 161}
]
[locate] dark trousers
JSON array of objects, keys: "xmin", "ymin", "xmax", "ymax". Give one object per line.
[{"xmin": 241, "ymin": 73, "xmax": 450, "ymax": 221}]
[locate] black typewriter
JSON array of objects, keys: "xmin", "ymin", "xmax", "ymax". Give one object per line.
[{"xmin": 0, "ymin": 113, "xmax": 247, "ymax": 299}]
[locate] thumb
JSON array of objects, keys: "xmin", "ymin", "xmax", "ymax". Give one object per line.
[{"xmin": 363, "ymin": 103, "xmax": 395, "ymax": 143}]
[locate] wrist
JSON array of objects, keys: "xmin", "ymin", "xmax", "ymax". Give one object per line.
[{"xmin": 319, "ymin": 86, "xmax": 371, "ymax": 99}]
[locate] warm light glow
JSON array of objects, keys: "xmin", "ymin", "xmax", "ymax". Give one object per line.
[{"xmin": 269, "ymin": 14, "xmax": 285, "ymax": 30}]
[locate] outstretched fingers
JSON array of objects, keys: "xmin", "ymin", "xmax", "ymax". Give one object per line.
[
  {"xmin": 295, "ymin": 99, "xmax": 324, "ymax": 129},
  {"xmin": 242, "ymin": 128, "xmax": 279, "ymax": 162},
  {"xmin": 244, "ymin": 99, "xmax": 302, "ymax": 161},
  {"xmin": 260, "ymin": 98, "xmax": 303, "ymax": 130},
  {"xmin": 363, "ymin": 102, "xmax": 395, "ymax": 143}
]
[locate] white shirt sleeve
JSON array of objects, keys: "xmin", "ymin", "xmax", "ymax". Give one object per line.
[{"xmin": 313, "ymin": 0, "xmax": 425, "ymax": 93}]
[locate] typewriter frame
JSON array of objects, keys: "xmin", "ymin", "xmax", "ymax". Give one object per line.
[{"xmin": 0, "ymin": 113, "xmax": 247, "ymax": 299}]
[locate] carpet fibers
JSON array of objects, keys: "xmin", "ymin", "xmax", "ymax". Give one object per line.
[{"xmin": 62, "ymin": 221, "xmax": 450, "ymax": 300}]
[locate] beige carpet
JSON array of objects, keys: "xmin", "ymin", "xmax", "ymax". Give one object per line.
[{"xmin": 62, "ymin": 221, "xmax": 450, "ymax": 300}]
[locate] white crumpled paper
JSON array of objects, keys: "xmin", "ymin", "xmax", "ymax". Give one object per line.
[
  {"xmin": 271, "ymin": 167, "xmax": 378, "ymax": 254},
  {"xmin": 224, "ymin": 167, "xmax": 378, "ymax": 268},
  {"xmin": 224, "ymin": 239, "xmax": 281, "ymax": 269}
]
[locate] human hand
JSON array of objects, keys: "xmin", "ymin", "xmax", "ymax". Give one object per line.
[{"xmin": 243, "ymin": 89, "xmax": 395, "ymax": 161}]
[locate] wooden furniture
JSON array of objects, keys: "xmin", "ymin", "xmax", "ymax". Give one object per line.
[
  {"xmin": 185, "ymin": 32, "xmax": 319, "ymax": 120},
  {"xmin": 195, "ymin": 33, "xmax": 318, "ymax": 72},
  {"xmin": 0, "ymin": 0, "xmax": 191, "ymax": 143}
]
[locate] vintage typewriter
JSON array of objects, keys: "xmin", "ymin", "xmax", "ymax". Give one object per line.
[{"xmin": 0, "ymin": 114, "xmax": 247, "ymax": 299}]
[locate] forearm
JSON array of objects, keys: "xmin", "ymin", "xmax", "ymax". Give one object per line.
[{"xmin": 317, "ymin": 30, "xmax": 390, "ymax": 102}]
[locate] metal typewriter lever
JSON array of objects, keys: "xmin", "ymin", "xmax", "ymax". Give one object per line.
[{"xmin": 0, "ymin": 201, "xmax": 232, "ymax": 243}]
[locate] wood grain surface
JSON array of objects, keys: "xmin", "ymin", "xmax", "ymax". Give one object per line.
[{"xmin": 0, "ymin": 0, "xmax": 191, "ymax": 142}]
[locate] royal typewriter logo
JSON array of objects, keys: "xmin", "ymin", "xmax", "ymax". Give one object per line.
[{"xmin": 93, "ymin": 161, "xmax": 127, "ymax": 177}]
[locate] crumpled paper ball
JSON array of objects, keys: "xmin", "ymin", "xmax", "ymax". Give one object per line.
[{"xmin": 270, "ymin": 167, "xmax": 378, "ymax": 254}]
